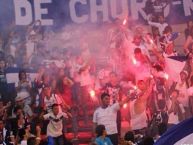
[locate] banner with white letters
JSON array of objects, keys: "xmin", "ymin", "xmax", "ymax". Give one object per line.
[{"xmin": 0, "ymin": 0, "xmax": 193, "ymax": 31}]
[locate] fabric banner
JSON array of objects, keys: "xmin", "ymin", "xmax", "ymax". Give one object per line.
[
  {"xmin": 6, "ymin": 67, "xmax": 37, "ymax": 84},
  {"xmin": 0, "ymin": 0, "xmax": 193, "ymax": 31},
  {"xmin": 155, "ymin": 117, "xmax": 193, "ymax": 145}
]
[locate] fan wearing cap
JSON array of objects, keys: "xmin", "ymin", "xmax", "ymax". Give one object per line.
[{"xmin": 15, "ymin": 91, "xmax": 33, "ymax": 119}]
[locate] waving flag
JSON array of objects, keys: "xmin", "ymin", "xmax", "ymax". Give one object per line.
[
  {"xmin": 155, "ymin": 117, "xmax": 193, "ymax": 145},
  {"xmin": 169, "ymin": 32, "xmax": 180, "ymax": 41},
  {"xmin": 164, "ymin": 57, "xmax": 186, "ymax": 82}
]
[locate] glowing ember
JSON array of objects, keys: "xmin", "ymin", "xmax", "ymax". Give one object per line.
[
  {"xmin": 123, "ymin": 19, "xmax": 127, "ymax": 25},
  {"xmin": 164, "ymin": 73, "xmax": 169, "ymax": 80},
  {"xmin": 123, "ymin": 103, "xmax": 127, "ymax": 109},
  {"xmin": 123, "ymin": 104, "xmax": 127, "ymax": 109},
  {"xmin": 132, "ymin": 58, "xmax": 137, "ymax": 65},
  {"xmin": 150, "ymin": 39, "xmax": 154, "ymax": 44},
  {"xmin": 90, "ymin": 90, "xmax": 96, "ymax": 98}
]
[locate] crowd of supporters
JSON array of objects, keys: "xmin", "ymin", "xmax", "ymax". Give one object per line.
[{"xmin": 0, "ymin": 5, "xmax": 193, "ymax": 144}]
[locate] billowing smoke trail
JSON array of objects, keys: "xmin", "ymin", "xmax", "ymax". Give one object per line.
[{"xmin": 39, "ymin": 22, "xmax": 139, "ymax": 77}]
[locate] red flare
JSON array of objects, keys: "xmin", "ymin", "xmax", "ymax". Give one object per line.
[
  {"xmin": 123, "ymin": 19, "xmax": 127, "ymax": 25},
  {"xmin": 89, "ymin": 90, "xmax": 96, "ymax": 98},
  {"xmin": 123, "ymin": 103, "xmax": 127, "ymax": 109}
]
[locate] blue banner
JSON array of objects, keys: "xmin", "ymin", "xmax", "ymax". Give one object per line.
[
  {"xmin": 0, "ymin": 0, "xmax": 193, "ymax": 31},
  {"xmin": 155, "ymin": 117, "xmax": 193, "ymax": 145}
]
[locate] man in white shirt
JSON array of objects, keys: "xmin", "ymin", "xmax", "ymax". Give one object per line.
[
  {"xmin": 43, "ymin": 104, "xmax": 68, "ymax": 145},
  {"xmin": 93, "ymin": 92, "xmax": 129, "ymax": 145}
]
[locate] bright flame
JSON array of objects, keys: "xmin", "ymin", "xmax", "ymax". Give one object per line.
[
  {"xmin": 164, "ymin": 73, "xmax": 169, "ymax": 80},
  {"xmin": 132, "ymin": 57, "xmax": 137, "ymax": 65},
  {"xmin": 89, "ymin": 90, "xmax": 96, "ymax": 98},
  {"xmin": 123, "ymin": 103, "xmax": 127, "ymax": 109},
  {"xmin": 123, "ymin": 19, "xmax": 127, "ymax": 25},
  {"xmin": 150, "ymin": 39, "xmax": 154, "ymax": 44}
]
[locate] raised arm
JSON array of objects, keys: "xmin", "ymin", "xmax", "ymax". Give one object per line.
[
  {"xmin": 35, "ymin": 125, "xmax": 41, "ymax": 145},
  {"xmin": 184, "ymin": 36, "xmax": 193, "ymax": 53},
  {"xmin": 148, "ymin": 21, "xmax": 161, "ymax": 28},
  {"xmin": 140, "ymin": 79, "xmax": 154, "ymax": 101},
  {"xmin": 119, "ymin": 94, "xmax": 130, "ymax": 107}
]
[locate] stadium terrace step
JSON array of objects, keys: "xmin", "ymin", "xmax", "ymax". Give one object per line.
[{"xmin": 66, "ymin": 132, "xmax": 92, "ymax": 145}]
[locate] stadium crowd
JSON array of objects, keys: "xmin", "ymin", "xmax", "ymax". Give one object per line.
[{"xmin": 0, "ymin": 1, "xmax": 193, "ymax": 144}]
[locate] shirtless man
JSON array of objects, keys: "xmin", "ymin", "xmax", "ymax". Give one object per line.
[{"xmin": 129, "ymin": 79, "xmax": 154, "ymax": 134}]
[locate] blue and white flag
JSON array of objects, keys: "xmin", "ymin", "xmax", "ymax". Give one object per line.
[{"xmin": 155, "ymin": 117, "xmax": 193, "ymax": 145}]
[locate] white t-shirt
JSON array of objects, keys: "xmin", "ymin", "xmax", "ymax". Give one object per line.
[
  {"xmin": 43, "ymin": 112, "xmax": 68, "ymax": 137},
  {"xmin": 44, "ymin": 95, "xmax": 57, "ymax": 112},
  {"xmin": 23, "ymin": 104, "xmax": 33, "ymax": 117},
  {"xmin": 93, "ymin": 103, "xmax": 120, "ymax": 135},
  {"xmin": 20, "ymin": 140, "xmax": 27, "ymax": 145},
  {"xmin": 44, "ymin": 94, "xmax": 63, "ymax": 113}
]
